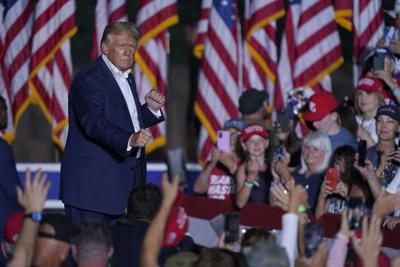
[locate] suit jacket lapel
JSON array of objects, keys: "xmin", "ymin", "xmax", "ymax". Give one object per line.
[{"xmin": 98, "ymin": 57, "xmax": 135, "ymax": 130}]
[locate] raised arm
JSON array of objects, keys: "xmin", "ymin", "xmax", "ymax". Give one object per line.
[{"xmin": 7, "ymin": 170, "xmax": 50, "ymax": 267}]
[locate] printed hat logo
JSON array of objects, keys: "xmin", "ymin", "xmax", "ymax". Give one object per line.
[{"xmin": 309, "ymin": 101, "xmax": 316, "ymax": 113}]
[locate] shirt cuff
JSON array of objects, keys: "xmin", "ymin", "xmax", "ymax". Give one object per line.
[{"xmin": 148, "ymin": 106, "xmax": 162, "ymax": 118}]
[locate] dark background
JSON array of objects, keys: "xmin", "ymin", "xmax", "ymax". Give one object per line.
[{"xmin": 11, "ymin": 0, "xmax": 395, "ymax": 162}]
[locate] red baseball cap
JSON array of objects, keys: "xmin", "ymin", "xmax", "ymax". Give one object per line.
[
  {"xmin": 303, "ymin": 91, "xmax": 338, "ymax": 122},
  {"xmin": 355, "ymin": 76, "xmax": 391, "ymax": 100},
  {"xmin": 241, "ymin": 124, "xmax": 269, "ymax": 143},
  {"xmin": 4, "ymin": 211, "xmax": 24, "ymax": 245}
]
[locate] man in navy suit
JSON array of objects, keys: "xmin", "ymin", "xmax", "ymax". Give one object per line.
[
  {"xmin": 0, "ymin": 96, "xmax": 22, "ymax": 265},
  {"xmin": 60, "ymin": 22, "xmax": 165, "ymax": 225}
]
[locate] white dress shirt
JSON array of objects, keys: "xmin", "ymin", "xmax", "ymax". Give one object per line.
[{"xmin": 102, "ymin": 54, "xmax": 140, "ymax": 132}]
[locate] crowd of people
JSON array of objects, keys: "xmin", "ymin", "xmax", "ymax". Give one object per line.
[{"xmin": 4, "ymin": 13, "xmax": 400, "ymax": 267}]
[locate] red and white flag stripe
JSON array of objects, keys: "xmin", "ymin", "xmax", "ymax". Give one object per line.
[
  {"xmin": 243, "ymin": 0, "xmax": 284, "ymax": 116},
  {"xmin": 29, "ymin": 0, "xmax": 76, "ymax": 148},
  {"xmin": 195, "ymin": 0, "xmax": 242, "ymax": 163},
  {"xmin": 353, "ymin": 0, "xmax": 383, "ymax": 83},
  {"xmin": 91, "ymin": 0, "xmax": 128, "ymax": 60},
  {"xmin": 0, "ymin": 0, "xmax": 34, "ymax": 142},
  {"xmin": 135, "ymin": 0, "xmax": 178, "ymax": 153}
]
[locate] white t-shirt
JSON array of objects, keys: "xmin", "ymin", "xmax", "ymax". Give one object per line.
[{"xmin": 356, "ymin": 115, "xmax": 378, "ymax": 144}]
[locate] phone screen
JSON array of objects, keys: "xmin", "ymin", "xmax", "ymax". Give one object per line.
[
  {"xmin": 358, "ymin": 140, "xmax": 367, "ymax": 167},
  {"xmin": 278, "ymin": 108, "xmax": 291, "ymax": 132},
  {"xmin": 373, "ymin": 53, "xmax": 385, "ymax": 70},
  {"xmin": 217, "ymin": 130, "xmax": 231, "ymax": 152},
  {"xmin": 224, "ymin": 212, "xmax": 240, "ymax": 243}
]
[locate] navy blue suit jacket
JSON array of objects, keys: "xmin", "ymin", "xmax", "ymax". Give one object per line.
[
  {"xmin": 60, "ymin": 57, "xmax": 164, "ymax": 215},
  {"xmin": 0, "ymin": 138, "xmax": 22, "ymax": 241}
]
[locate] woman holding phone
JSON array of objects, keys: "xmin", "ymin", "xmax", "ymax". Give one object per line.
[
  {"xmin": 193, "ymin": 119, "xmax": 244, "ymax": 200},
  {"xmin": 315, "ymin": 146, "xmax": 372, "ymax": 219}
]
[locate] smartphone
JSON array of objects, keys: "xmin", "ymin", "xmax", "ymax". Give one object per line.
[
  {"xmin": 325, "ymin": 167, "xmax": 339, "ymax": 191},
  {"xmin": 166, "ymin": 147, "xmax": 188, "ymax": 187},
  {"xmin": 347, "ymin": 197, "xmax": 366, "ymax": 230},
  {"xmin": 277, "ymin": 108, "xmax": 291, "ymax": 132},
  {"xmin": 275, "ymin": 144, "xmax": 285, "ymax": 162},
  {"xmin": 358, "ymin": 140, "xmax": 367, "ymax": 167},
  {"xmin": 217, "ymin": 130, "xmax": 231, "ymax": 152},
  {"xmin": 304, "ymin": 223, "xmax": 323, "ymax": 258},
  {"xmin": 224, "ymin": 212, "xmax": 240, "ymax": 243},
  {"xmin": 373, "ymin": 53, "xmax": 385, "ymax": 71}
]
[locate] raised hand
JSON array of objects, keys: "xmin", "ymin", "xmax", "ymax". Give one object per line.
[
  {"xmin": 351, "ymin": 215, "xmax": 383, "ymax": 267},
  {"xmin": 16, "ymin": 169, "xmax": 51, "ymax": 213},
  {"xmin": 129, "ymin": 128, "xmax": 152, "ymax": 147},
  {"xmin": 145, "ymin": 89, "xmax": 165, "ymax": 112}
]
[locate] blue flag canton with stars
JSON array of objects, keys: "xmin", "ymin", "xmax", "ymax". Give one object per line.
[
  {"xmin": 1, "ymin": 0, "xmax": 17, "ymax": 14},
  {"xmin": 288, "ymin": 0, "xmax": 301, "ymax": 5},
  {"xmin": 213, "ymin": 0, "xmax": 235, "ymax": 28}
]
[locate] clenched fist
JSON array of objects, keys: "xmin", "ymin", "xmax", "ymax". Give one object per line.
[
  {"xmin": 145, "ymin": 89, "xmax": 165, "ymax": 112},
  {"xmin": 129, "ymin": 128, "xmax": 152, "ymax": 147}
]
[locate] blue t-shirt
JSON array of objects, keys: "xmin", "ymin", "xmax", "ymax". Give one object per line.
[
  {"xmin": 329, "ymin": 128, "xmax": 358, "ymax": 153},
  {"xmin": 293, "ymin": 169, "xmax": 325, "ymax": 211}
]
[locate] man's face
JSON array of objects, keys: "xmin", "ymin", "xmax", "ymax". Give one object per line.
[
  {"xmin": 312, "ymin": 113, "xmax": 335, "ymax": 134},
  {"xmin": 0, "ymin": 101, "xmax": 7, "ymax": 130},
  {"xmin": 101, "ymin": 31, "xmax": 137, "ymax": 71},
  {"xmin": 376, "ymin": 115, "xmax": 399, "ymax": 142},
  {"xmin": 32, "ymin": 224, "xmax": 69, "ymax": 267}
]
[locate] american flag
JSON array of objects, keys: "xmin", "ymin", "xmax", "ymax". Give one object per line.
[
  {"xmin": 91, "ymin": 0, "xmax": 127, "ymax": 60},
  {"xmin": 353, "ymin": 0, "xmax": 383, "ymax": 82},
  {"xmin": 134, "ymin": 0, "xmax": 178, "ymax": 153},
  {"xmin": 193, "ymin": 0, "xmax": 211, "ymax": 59},
  {"xmin": 28, "ymin": 0, "xmax": 77, "ymax": 148},
  {"xmin": 277, "ymin": 0, "xmax": 343, "ymax": 135},
  {"xmin": 195, "ymin": 0, "xmax": 242, "ymax": 163},
  {"xmin": 0, "ymin": 0, "xmax": 33, "ymax": 142},
  {"xmin": 278, "ymin": 0, "xmax": 343, "ymax": 103},
  {"xmin": 333, "ymin": 0, "xmax": 352, "ymax": 31},
  {"xmin": 243, "ymin": 0, "xmax": 284, "ymax": 115}
]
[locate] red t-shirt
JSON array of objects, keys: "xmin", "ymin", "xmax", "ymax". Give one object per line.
[{"xmin": 207, "ymin": 164, "xmax": 235, "ymax": 200}]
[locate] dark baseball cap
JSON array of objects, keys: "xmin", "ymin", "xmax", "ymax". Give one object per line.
[
  {"xmin": 376, "ymin": 105, "xmax": 400, "ymax": 123},
  {"xmin": 239, "ymin": 89, "xmax": 269, "ymax": 115},
  {"xmin": 39, "ymin": 213, "xmax": 74, "ymax": 243}
]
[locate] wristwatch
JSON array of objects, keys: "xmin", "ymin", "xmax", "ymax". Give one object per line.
[{"xmin": 24, "ymin": 211, "xmax": 42, "ymax": 223}]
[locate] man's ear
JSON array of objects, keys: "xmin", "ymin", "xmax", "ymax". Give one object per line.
[{"xmin": 101, "ymin": 42, "xmax": 109, "ymax": 55}]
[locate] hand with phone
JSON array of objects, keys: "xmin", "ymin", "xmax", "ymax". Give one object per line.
[
  {"xmin": 277, "ymin": 108, "xmax": 291, "ymax": 133},
  {"xmin": 325, "ymin": 167, "xmax": 339, "ymax": 191},
  {"xmin": 358, "ymin": 140, "xmax": 367, "ymax": 167},
  {"xmin": 217, "ymin": 130, "xmax": 231, "ymax": 152}
]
